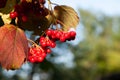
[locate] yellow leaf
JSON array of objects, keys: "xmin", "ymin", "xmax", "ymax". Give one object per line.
[
  {"xmin": 53, "ymin": 5, "xmax": 79, "ymax": 31},
  {"xmin": 0, "ymin": 13, "xmax": 11, "ymax": 24}
]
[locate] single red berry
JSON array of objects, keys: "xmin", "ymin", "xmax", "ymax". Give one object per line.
[
  {"xmin": 37, "ymin": 56, "xmax": 44, "ymax": 62},
  {"xmin": 41, "ymin": 52, "xmax": 47, "ymax": 58},
  {"xmin": 70, "ymin": 31, "xmax": 76, "ymax": 37},
  {"xmin": 46, "ymin": 40, "xmax": 51, "ymax": 46},
  {"xmin": 41, "ymin": 42, "xmax": 47, "ymax": 47},
  {"xmin": 60, "ymin": 36, "xmax": 66, "ymax": 42},
  {"xmin": 10, "ymin": 11, "xmax": 18, "ymax": 19},
  {"xmin": 64, "ymin": 33, "xmax": 70, "ymax": 39},
  {"xmin": 46, "ymin": 48, "xmax": 51, "ymax": 53},
  {"xmin": 40, "ymin": 36, "xmax": 45, "ymax": 40},
  {"xmin": 28, "ymin": 56, "xmax": 35, "ymax": 63},
  {"xmin": 22, "ymin": 15, "xmax": 28, "ymax": 22},
  {"xmin": 51, "ymin": 35, "xmax": 56, "ymax": 39},
  {"xmin": 55, "ymin": 32, "xmax": 61, "ymax": 39},
  {"xmin": 50, "ymin": 42, "xmax": 56, "ymax": 48},
  {"xmin": 40, "ymin": 36, "xmax": 45, "ymax": 43},
  {"xmin": 46, "ymin": 29, "xmax": 52, "ymax": 36},
  {"xmin": 36, "ymin": 50, "xmax": 41, "ymax": 56},
  {"xmin": 52, "ymin": 30, "xmax": 58, "ymax": 35},
  {"xmin": 32, "ymin": 47, "xmax": 37, "ymax": 51}
]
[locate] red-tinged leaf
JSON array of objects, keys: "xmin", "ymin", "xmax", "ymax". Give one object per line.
[
  {"xmin": 53, "ymin": 5, "xmax": 79, "ymax": 31},
  {"xmin": 0, "ymin": 24, "xmax": 28, "ymax": 70}
]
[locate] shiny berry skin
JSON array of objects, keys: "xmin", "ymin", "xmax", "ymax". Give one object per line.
[
  {"xmin": 41, "ymin": 42, "xmax": 47, "ymax": 47},
  {"xmin": 64, "ymin": 33, "xmax": 70, "ymax": 39},
  {"xmin": 40, "ymin": 36, "xmax": 45, "ymax": 43},
  {"xmin": 28, "ymin": 46, "xmax": 47, "ymax": 63},
  {"xmin": 52, "ymin": 30, "xmax": 58, "ymax": 35},
  {"xmin": 60, "ymin": 36, "xmax": 66, "ymax": 42},
  {"xmin": 22, "ymin": 16, "xmax": 28, "ymax": 22},
  {"xmin": 70, "ymin": 31, "xmax": 76, "ymax": 37},
  {"xmin": 28, "ymin": 56, "xmax": 35, "ymax": 63},
  {"xmin": 10, "ymin": 12, "xmax": 18, "ymax": 19},
  {"xmin": 46, "ymin": 30, "xmax": 53, "ymax": 36},
  {"xmin": 37, "ymin": 56, "xmax": 44, "ymax": 62},
  {"xmin": 55, "ymin": 32, "xmax": 61, "ymax": 39},
  {"xmin": 46, "ymin": 40, "xmax": 51, "ymax": 46},
  {"xmin": 50, "ymin": 42, "xmax": 56, "ymax": 48},
  {"xmin": 46, "ymin": 48, "xmax": 51, "ymax": 53},
  {"xmin": 41, "ymin": 52, "xmax": 47, "ymax": 58}
]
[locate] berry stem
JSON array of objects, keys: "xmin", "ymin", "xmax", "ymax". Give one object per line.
[
  {"xmin": 27, "ymin": 39, "xmax": 38, "ymax": 46},
  {"xmin": 47, "ymin": 0, "xmax": 53, "ymax": 11},
  {"xmin": 51, "ymin": 2, "xmax": 59, "ymax": 6}
]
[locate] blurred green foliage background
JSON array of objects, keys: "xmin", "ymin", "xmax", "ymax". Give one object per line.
[{"xmin": 0, "ymin": 8, "xmax": 120, "ymax": 80}]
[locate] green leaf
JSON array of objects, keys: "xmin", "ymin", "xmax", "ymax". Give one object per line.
[
  {"xmin": 53, "ymin": 5, "xmax": 79, "ymax": 31},
  {"xmin": 0, "ymin": 24, "xmax": 28, "ymax": 70}
]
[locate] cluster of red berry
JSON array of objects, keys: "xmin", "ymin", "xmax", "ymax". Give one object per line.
[
  {"xmin": 28, "ymin": 46, "xmax": 47, "ymax": 63},
  {"xmin": 46, "ymin": 29, "xmax": 76, "ymax": 42},
  {"xmin": 28, "ymin": 29, "xmax": 76, "ymax": 63},
  {"xmin": 40, "ymin": 36, "xmax": 56, "ymax": 48},
  {"xmin": 9, "ymin": 0, "xmax": 48, "ymax": 22}
]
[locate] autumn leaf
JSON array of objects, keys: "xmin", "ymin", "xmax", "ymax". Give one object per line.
[
  {"xmin": 53, "ymin": 5, "xmax": 79, "ymax": 31},
  {"xmin": 0, "ymin": 24, "xmax": 28, "ymax": 70},
  {"xmin": 0, "ymin": 13, "xmax": 11, "ymax": 24}
]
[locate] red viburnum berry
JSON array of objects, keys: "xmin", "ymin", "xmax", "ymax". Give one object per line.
[
  {"xmin": 46, "ymin": 48, "xmax": 51, "ymax": 53},
  {"xmin": 40, "ymin": 36, "xmax": 45, "ymax": 43},
  {"xmin": 52, "ymin": 30, "xmax": 58, "ymax": 36},
  {"xmin": 50, "ymin": 42, "xmax": 56, "ymax": 48},
  {"xmin": 46, "ymin": 40, "xmax": 51, "ymax": 46},
  {"xmin": 46, "ymin": 29, "xmax": 53, "ymax": 36},
  {"xmin": 37, "ymin": 56, "xmax": 44, "ymax": 62},
  {"xmin": 22, "ymin": 15, "xmax": 28, "ymax": 22},
  {"xmin": 28, "ymin": 56, "xmax": 36, "ymax": 63},
  {"xmin": 10, "ymin": 11, "xmax": 18, "ymax": 19},
  {"xmin": 64, "ymin": 33, "xmax": 70, "ymax": 39},
  {"xmin": 70, "ymin": 31, "xmax": 76, "ymax": 37},
  {"xmin": 28, "ymin": 46, "xmax": 47, "ymax": 63},
  {"xmin": 41, "ymin": 52, "xmax": 47, "ymax": 58},
  {"xmin": 55, "ymin": 32, "xmax": 61, "ymax": 39},
  {"xmin": 60, "ymin": 36, "xmax": 66, "ymax": 42},
  {"xmin": 41, "ymin": 42, "xmax": 47, "ymax": 47}
]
